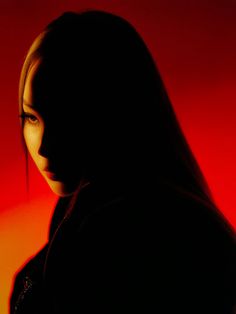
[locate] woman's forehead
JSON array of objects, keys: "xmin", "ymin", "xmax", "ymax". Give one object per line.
[{"xmin": 23, "ymin": 59, "xmax": 83, "ymax": 113}]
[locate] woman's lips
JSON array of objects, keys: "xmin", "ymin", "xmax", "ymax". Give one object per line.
[{"xmin": 44, "ymin": 170, "xmax": 60, "ymax": 180}]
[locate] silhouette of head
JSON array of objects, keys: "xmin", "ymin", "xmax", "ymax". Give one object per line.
[{"xmin": 19, "ymin": 10, "xmax": 212, "ymax": 201}]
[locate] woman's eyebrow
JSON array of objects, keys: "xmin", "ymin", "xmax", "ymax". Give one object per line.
[
  {"xmin": 23, "ymin": 101, "xmax": 44, "ymax": 116},
  {"xmin": 22, "ymin": 100, "xmax": 38, "ymax": 110},
  {"xmin": 23, "ymin": 99, "xmax": 33, "ymax": 107}
]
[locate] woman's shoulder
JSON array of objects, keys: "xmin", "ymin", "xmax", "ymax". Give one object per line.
[
  {"xmin": 48, "ymin": 180, "xmax": 235, "ymax": 264},
  {"xmin": 68, "ymin": 181, "xmax": 235, "ymax": 260},
  {"xmin": 12, "ymin": 244, "xmax": 48, "ymax": 284},
  {"xmin": 10, "ymin": 244, "xmax": 49, "ymax": 313},
  {"xmin": 79, "ymin": 182, "xmax": 235, "ymax": 234},
  {"xmin": 168, "ymin": 183, "xmax": 235, "ymax": 239}
]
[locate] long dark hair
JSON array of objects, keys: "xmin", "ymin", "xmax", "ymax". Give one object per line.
[{"xmin": 19, "ymin": 10, "xmax": 218, "ymax": 213}]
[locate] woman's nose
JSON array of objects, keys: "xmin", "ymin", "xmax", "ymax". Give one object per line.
[
  {"xmin": 38, "ymin": 123, "xmax": 71, "ymax": 160},
  {"xmin": 38, "ymin": 126, "xmax": 57, "ymax": 159}
]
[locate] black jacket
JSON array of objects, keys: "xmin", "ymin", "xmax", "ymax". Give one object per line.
[{"xmin": 10, "ymin": 182, "xmax": 236, "ymax": 313}]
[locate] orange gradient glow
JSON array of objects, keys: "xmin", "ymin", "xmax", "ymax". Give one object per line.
[{"xmin": 0, "ymin": 192, "xmax": 57, "ymax": 313}]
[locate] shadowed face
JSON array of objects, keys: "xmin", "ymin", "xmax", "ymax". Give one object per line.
[{"xmin": 22, "ymin": 60, "xmax": 88, "ymax": 196}]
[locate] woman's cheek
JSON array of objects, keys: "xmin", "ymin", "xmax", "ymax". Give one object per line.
[{"xmin": 23, "ymin": 125, "xmax": 41, "ymax": 159}]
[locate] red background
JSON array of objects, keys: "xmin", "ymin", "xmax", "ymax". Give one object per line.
[{"xmin": 0, "ymin": 0, "xmax": 235, "ymax": 312}]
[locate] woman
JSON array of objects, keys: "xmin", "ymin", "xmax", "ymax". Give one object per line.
[{"xmin": 10, "ymin": 10, "xmax": 236, "ymax": 313}]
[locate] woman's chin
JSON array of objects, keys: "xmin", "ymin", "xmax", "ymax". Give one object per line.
[{"xmin": 46, "ymin": 179, "xmax": 77, "ymax": 197}]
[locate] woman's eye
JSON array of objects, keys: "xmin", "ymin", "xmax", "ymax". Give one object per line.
[{"xmin": 19, "ymin": 113, "xmax": 39, "ymax": 125}]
